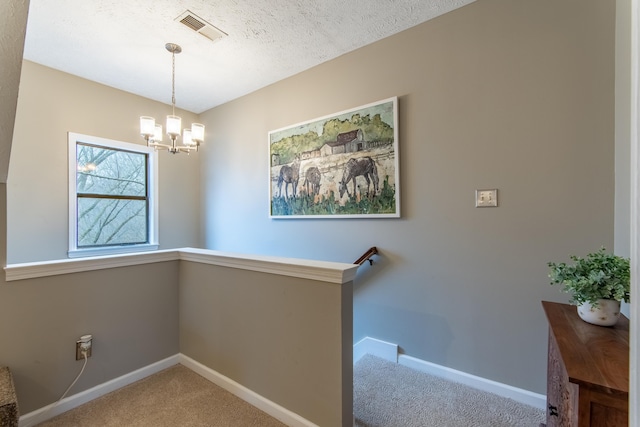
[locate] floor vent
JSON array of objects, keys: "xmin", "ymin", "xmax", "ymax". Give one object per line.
[{"xmin": 175, "ymin": 10, "xmax": 227, "ymax": 43}]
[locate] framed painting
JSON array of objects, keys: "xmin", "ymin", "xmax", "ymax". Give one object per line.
[{"xmin": 269, "ymin": 96, "xmax": 399, "ymax": 218}]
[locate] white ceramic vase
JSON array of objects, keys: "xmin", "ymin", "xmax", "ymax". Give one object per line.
[{"xmin": 577, "ymin": 299, "xmax": 621, "ymax": 326}]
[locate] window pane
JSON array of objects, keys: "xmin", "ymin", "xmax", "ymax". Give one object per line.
[
  {"xmin": 77, "ymin": 198, "xmax": 148, "ymax": 247},
  {"xmin": 77, "ymin": 144, "xmax": 146, "ymax": 197},
  {"xmin": 69, "ymin": 133, "xmax": 156, "ymax": 256}
]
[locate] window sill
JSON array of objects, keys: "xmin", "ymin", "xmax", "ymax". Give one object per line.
[{"xmin": 68, "ymin": 244, "xmax": 159, "ymax": 258}]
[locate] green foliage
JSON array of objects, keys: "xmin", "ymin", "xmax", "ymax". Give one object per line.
[
  {"xmin": 270, "ymin": 179, "xmax": 396, "ymax": 216},
  {"xmin": 270, "ymin": 113, "xmax": 394, "ymax": 164},
  {"xmin": 547, "ymin": 248, "xmax": 630, "ymax": 307},
  {"xmin": 377, "ymin": 176, "xmax": 397, "ymax": 212},
  {"xmin": 270, "ymin": 131, "xmax": 320, "ymax": 164}
]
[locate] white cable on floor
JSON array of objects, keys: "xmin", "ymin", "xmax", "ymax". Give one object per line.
[{"xmin": 25, "ymin": 350, "xmax": 89, "ymax": 427}]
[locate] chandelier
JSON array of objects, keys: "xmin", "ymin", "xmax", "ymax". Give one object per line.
[{"xmin": 140, "ymin": 43, "xmax": 204, "ymax": 154}]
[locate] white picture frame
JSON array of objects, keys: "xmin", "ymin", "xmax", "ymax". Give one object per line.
[{"xmin": 269, "ymin": 96, "xmax": 400, "ymax": 219}]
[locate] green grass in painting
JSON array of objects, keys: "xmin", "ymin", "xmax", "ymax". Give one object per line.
[{"xmin": 271, "ymin": 176, "xmax": 396, "ymax": 216}]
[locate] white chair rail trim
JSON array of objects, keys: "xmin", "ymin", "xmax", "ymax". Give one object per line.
[{"xmin": 4, "ymin": 247, "xmax": 359, "ymax": 284}]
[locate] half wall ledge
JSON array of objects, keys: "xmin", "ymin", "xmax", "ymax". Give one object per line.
[{"xmin": 3, "ymin": 247, "xmax": 359, "ymax": 284}]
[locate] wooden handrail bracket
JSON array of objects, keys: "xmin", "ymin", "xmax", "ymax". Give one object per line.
[{"xmin": 354, "ymin": 247, "xmax": 378, "ymax": 266}]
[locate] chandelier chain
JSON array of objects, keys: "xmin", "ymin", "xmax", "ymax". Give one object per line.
[{"xmin": 171, "ymin": 50, "xmax": 176, "ymax": 116}]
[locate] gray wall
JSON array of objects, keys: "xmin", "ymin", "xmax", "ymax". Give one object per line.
[
  {"xmin": 0, "ymin": 0, "xmax": 29, "ymax": 183},
  {"xmin": 616, "ymin": 0, "xmax": 631, "ymax": 257},
  {"xmin": 179, "ymin": 262, "xmax": 353, "ymax": 426},
  {"xmin": 0, "ymin": 261, "xmax": 180, "ymax": 414},
  {"xmin": 198, "ymin": 0, "xmax": 616, "ymax": 394},
  {"xmin": 615, "ymin": 0, "xmax": 632, "ymax": 318},
  {"xmin": 7, "ymin": 61, "xmax": 203, "ymax": 263}
]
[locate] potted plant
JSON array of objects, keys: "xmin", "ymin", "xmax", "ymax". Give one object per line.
[{"xmin": 548, "ymin": 248, "xmax": 630, "ymax": 326}]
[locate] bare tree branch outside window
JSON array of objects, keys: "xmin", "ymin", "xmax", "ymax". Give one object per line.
[{"xmin": 76, "ymin": 143, "xmax": 148, "ymax": 247}]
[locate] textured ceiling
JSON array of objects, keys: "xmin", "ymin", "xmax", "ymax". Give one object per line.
[{"xmin": 23, "ymin": 0, "xmax": 475, "ymax": 114}]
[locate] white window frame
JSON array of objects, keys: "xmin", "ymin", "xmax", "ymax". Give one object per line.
[{"xmin": 68, "ymin": 132, "xmax": 159, "ymax": 258}]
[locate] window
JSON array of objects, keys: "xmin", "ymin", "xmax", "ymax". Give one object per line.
[{"xmin": 68, "ymin": 133, "xmax": 158, "ymax": 257}]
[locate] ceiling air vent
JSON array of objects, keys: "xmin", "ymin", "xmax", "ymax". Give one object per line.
[{"xmin": 175, "ymin": 10, "xmax": 227, "ymax": 42}]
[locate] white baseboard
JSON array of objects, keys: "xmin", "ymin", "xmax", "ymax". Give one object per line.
[
  {"xmin": 19, "ymin": 353, "xmax": 318, "ymax": 427},
  {"xmin": 354, "ymin": 337, "xmax": 546, "ymax": 411},
  {"xmin": 398, "ymin": 354, "xmax": 546, "ymax": 410},
  {"xmin": 19, "ymin": 354, "xmax": 180, "ymax": 427},
  {"xmin": 353, "ymin": 336, "xmax": 398, "ymax": 363},
  {"xmin": 179, "ymin": 354, "xmax": 317, "ymax": 427}
]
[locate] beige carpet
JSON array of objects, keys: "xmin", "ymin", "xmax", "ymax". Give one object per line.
[
  {"xmin": 34, "ymin": 356, "xmax": 546, "ymax": 426},
  {"xmin": 354, "ymin": 354, "xmax": 546, "ymax": 427},
  {"xmin": 35, "ymin": 365, "xmax": 286, "ymax": 427}
]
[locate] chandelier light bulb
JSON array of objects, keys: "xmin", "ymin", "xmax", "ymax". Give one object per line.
[
  {"xmin": 183, "ymin": 129, "xmax": 195, "ymax": 146},
  {"xmin": 166, "ymin": 115, "xmax": 181, "ymax": 138},
  {"xmin": 153, "ymin": 124, "xmax": 163, "ymax": 142},
  {"xmin": 191, "ymin": 123, "xmax": 205, "ymax": 143},
  {"xmin": 140, "ymin": 116, "xmax": 155, "ymax": 137}
]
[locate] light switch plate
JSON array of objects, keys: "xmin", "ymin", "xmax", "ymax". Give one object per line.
[{"xmin": 475, "ymin": 189, "xmax": 498, "ymax": 207}]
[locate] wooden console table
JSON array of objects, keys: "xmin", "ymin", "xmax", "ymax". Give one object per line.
[{"xmin": 541, "ymin": 301, "xmax": 629, "ymax": 427}]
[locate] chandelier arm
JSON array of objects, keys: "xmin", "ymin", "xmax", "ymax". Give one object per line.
[
  {"xmin": 177, "ymin": 146, "xmax": 197, "ymax": 154},
  {"xmin": 148, "ymin": 141, "xmax": 171, "ymax": 151}
]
